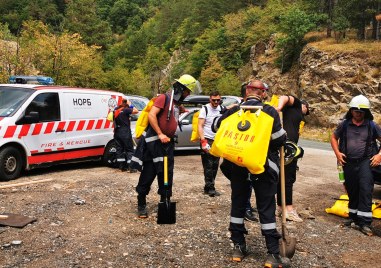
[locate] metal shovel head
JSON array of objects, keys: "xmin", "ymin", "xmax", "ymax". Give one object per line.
[
  {"xmin": 279, "ymin": 235, "xmax": 297, "ymax": 258},
  {"xmin": 157, "ymin": 199, "xmax": 176, "ymax": 224}
]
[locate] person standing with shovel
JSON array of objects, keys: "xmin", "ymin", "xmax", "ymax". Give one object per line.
[
  {"xmin": 215, "ymin": 79, "xmax": 290, "ymax": 267},
  {"xmin": 133, "ymin": 74, "xmax": 201, "ymax": 219}
]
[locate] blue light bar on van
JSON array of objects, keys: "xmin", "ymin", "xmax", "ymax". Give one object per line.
[{"xmin": 9, "ymin": 75, "xmax": 54, "ymax": 85}]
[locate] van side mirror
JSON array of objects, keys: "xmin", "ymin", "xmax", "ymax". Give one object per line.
[{"xmin": 16, "ymin": 111, "xmax": 40, "ymax": 125}]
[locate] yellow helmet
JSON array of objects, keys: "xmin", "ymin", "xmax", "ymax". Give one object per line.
[
  {"xmin": 175, "ymin": 74, "xmax": 202, "ymax": 94},
  {"xmin": 284, "ymin": 141, "xmax": 304, "ymax": 165}
]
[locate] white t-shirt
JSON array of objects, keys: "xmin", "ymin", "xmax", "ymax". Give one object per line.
[{"xmin": 198, "ymin": 103, "xmax": 222, "ymax": 140}]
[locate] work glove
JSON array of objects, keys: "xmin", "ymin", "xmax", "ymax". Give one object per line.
[{"xmin": 201, "ymin": 139, "xmax": 210, "ymax": 153}]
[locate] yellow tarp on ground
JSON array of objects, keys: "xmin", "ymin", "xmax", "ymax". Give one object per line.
[{"xmin": 326, "ymin": 194, "xmax": 381, "ymax": 219}]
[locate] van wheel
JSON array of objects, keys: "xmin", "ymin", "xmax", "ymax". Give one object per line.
[
  {"xmin": 0, "ymin": 146, "xmax": 23, "ymax": 181},
  {"xmin": 103, "ymin": 141, "xmax": 118, "ymax": 168}
]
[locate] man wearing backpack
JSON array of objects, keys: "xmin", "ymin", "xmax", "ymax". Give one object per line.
[
  {"xmin": 215, "ymin": 79, "xmax": 290, "ymax": 267},
  {"xmin": 114, "ymin": 97, "xmax": 139, "ymax": 172},
  {"xmin": 330, "ymin": 94, "xmax": 381, "ymax": 236},
  {"xmin": 198, "ymin": 91, "xmax": 224, "ymax": 197},
  {"xmin": 134, "ymin": 74, "xmax": 201, "ymax": 218}
]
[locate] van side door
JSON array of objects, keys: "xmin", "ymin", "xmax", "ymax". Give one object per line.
[{"xmin": 18, "ymin": 92, "xmax": 65, "ymax": 164}]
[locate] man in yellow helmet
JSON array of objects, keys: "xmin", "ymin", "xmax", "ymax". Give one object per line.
[{"xmin": 133, "ymin": 74, "xmax": 201, "ymax": 218}]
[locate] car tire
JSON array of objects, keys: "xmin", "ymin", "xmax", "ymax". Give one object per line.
[
  {"xmin": 102, "ymin": 140, "xmax": 118, "ymax": 168},
  {"xmin": 0, "ymin": 146, "xmax": 23, "ymax": 181}
]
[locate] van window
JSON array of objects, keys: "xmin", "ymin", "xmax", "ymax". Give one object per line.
[
  {"xmin": 0, "ymin": 86, "xmax": 34, "ymax": 117},
  {"xmin": 25, "ymin": 93, "xmax": 60, "ymax": 122}
]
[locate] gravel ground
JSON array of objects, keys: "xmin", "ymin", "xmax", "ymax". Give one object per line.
[{"xmin": 1, "ymin": 147, "xmax": 381, "ymax": 268}]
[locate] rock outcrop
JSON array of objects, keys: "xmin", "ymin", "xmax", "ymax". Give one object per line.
[{"xmin": 250, "ymin": 41, "xmax": 381, "ymax": 127}]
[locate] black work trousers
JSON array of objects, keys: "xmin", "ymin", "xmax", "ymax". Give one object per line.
[
  {"xmin": 276, "ymin": 158, "xmax": 297, "ymax": 206},
  {"xmin": 229, "ymin": 166, "xmax": 281, "ymax": 254},
  {"xmin": 344, "ymin": 158, "xmax": 374, "ymax": 227},
  {"xmin": 114, "ymin": 127, "xmax": 134, "ymax": 168},
  {"xmin": 135, "ymin": 144, "xmax": 175, "ymax": 198},
  {"xmin": 201, "ymin": 139, "xmax": 220, "ymax": 191}
]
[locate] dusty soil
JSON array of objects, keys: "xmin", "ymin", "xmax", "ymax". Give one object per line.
[{"xmin": 1, "ymin": 147, "xmax": 381, "ymax": 268}]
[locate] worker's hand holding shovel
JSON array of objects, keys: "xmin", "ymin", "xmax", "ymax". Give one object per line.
[{"xmin": 158, "ymin": 133, "xmax": 171, "ymax": 143}]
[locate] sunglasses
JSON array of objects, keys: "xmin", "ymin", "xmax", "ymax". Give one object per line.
[
  {"xmin": 353, "ymin": 109, "xmax": 365, "ymax": 113},
  {"xmin": 211, "ymin": 99, "xmax": 221, "ymax": 103}
]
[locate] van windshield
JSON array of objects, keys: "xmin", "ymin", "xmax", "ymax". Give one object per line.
[{"xmin": 0, "ymin": 86, "xmax": 34, "ymax": 117}]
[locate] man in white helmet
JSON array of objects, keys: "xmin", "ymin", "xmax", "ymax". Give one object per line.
[{"xmin": 330, "ymin": 94, "xmax": 381, "ymax": 236}]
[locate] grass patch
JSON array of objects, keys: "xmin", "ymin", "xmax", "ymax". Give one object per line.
[{"xmin": 304, "ymin": 31, "xmax": 381, "ymax": 67}]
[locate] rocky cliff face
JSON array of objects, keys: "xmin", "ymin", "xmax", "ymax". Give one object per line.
[{"xmin": 250, "ymin": 41, "xmax": 381, "ymax": 127}]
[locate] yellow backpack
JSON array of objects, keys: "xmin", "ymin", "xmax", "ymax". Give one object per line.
[
  {"xmin": 135, "ymin": 96, "xmax": 158, "ymax": 138},
  {"xmin": 190, "ymin": 106, "xmax": 208, "ymax": 142}
]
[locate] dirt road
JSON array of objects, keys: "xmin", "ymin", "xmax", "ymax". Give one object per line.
[{"xmin": 1, "ymin": 146, "xmax": 381, "ymax": 267}]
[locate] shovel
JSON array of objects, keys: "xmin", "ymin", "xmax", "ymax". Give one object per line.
[
  {"xmin": 157, "ymin": 153, "xmax": 176, "ymax": 224},
  {"xmin": 279, "ymin": 144, "xmax": 297, "ymax": 258}
]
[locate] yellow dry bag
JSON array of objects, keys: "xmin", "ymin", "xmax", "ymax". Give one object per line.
[{"xmin": 210, "ymin": 108, "xmax": 274, "ymax": 174}]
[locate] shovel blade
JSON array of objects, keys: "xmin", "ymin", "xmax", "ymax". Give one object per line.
[
  {"xmin": 279, "ymin": 236, "xmax": 296, "ymax": 259},
  {"xmin": 157, "ymin": 200, "xmax": 176, "ymax": 224}
]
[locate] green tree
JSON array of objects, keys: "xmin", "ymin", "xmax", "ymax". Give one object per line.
[
  {"xmin": 276, "ymin": 6, "xmax": 322, "ymax": 72},
  {"xmin": 139, "ymin": 45, "xmax": 170, "ymax": 96},
  {"xmin": 64, "ymin": 0, "xmax": 113, "ymax": 48}
]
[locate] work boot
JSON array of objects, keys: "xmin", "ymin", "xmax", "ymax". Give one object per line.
[
  {"xmin": 137, "ymin": 194, "xmax": 147, "ymax": 218},
  {"xmin": 137, "ymin": 205, "xmax": 148, "ymax": 218},
  {"xmin": 207, "ymin": 189, "xmax": 221, "ymax": 197},
  {"xmin": 359, "ymin": 225, "xmax": 373, "ymax": 236},
  {"xmin": 128, "ymin": 168, "xmax": 138, "ymax": 173},
  {"xmin": 244, "ymin": 209, "xmax": 258, "ymax": 222},
  {"xmin": 231, "ymin": 243, "xmax": 249, "ymax": 262},
  {"xmin": 342, "ymin": 218, "xmax": 354, "ymax": 227},
  {"xmin": 264, "ymin": 253, "xmax": 291, "ymax": 268},
  {"xmin": 119, "ymin": 163, "xmax": 128, "ymax": 172}
]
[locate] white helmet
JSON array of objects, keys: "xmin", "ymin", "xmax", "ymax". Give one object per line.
[{"xmin": 348, "ymin": 95, "xmax": 371, "ymax": 109}]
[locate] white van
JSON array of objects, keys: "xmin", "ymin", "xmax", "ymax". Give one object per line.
[{"xmin": 0, "ymin": 83, "xmax": 125, "ymax": 180}]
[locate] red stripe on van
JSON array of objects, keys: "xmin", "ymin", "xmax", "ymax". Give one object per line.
[
  {"xmin": 86, "ymin": 120, "xmax": 95, "ymax": 130},
  {"xmin": 30, "ymin": 150, "xmax": 38, "ymax": 154},
  {"xmin": 44, "ymin": 122, "xmax": 55, "ymax": 134},
  {"xmin": 4, "ymin": 125, "xmax": 17, "ymax": 138},
  {"xmin": 104, "ymin": 120, "xmax": 112, "ymax": 128},
  {"xmin": 77, "ymin": 120, "xmax": 85, "ymax": 131},
  {"xmin": 67, "ymin": 121, "xmax": 76, "ymax": 132},
  {"xmin": 57, "ymin": 147, "xmax": 64, "ymax": 150},
  {"xmin": 28, "ymin": 147, "xmax": 104, "ymax": 164},
  {"xmin": 95, "ymin": 119, "xmax": 103, "ymax": 129},
  {"xmin": 32, "ymin": 123, "xmax": 43, "ymax": 135},
  {"xmin": 18, "ymin": 125, "xmax": 31, "ymax": 139},
  {"xmin": 28, "ymin": 151, "xmax": 65, "ymax": 164},
  {"xmin": 44, "ymin": 149, "xmax": 52, "ymax": 152},
  {"xmin": 57, "ymin": 121, "xmax": 66, "ymax": 131}
]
